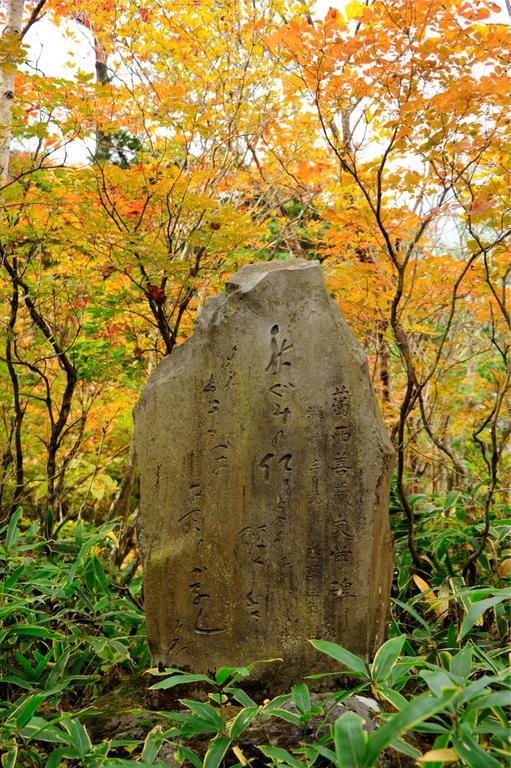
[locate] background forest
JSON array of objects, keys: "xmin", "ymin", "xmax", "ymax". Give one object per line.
[{"xmin": 0, "ymin": 0, "xmax": 509, "ymax": 766}]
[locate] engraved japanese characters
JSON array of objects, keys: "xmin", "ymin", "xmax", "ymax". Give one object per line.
[{"xmin": 134, "ymin": 259, "xmax": 394, "ymax": 688}]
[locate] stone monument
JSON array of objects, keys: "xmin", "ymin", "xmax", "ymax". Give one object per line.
[{"xmin": 134, "ymin": 259, "xmax": 394, "ymax": 687}]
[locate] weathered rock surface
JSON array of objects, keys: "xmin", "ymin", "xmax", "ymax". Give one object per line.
[
  {"xmin": 85, "ymin": 681, "xmax": 419, "ymax": 768},
  {"xmin": 134, "ymin": 259, "xmax": 394, "ymax": 688}
]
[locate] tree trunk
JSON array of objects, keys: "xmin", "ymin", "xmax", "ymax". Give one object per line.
[
  {"xmin": 109, "ymin": 440, "xmax": 137, "ymax": 521},
  {"xmin": 74, "ymin": 12, "xmax": 111, "ymax": 159},
  {"xmin": 0, "ymin": 0, "xmax": 25, "ymax": 182}
]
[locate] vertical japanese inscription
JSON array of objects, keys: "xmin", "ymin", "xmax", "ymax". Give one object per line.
[
  {"xmin": 178, "ymin": 482, "xmax": 203, "ymax": 533},
  {"xmin": 303, "ymin": 424, "xmax": 326, "ymax": 616},
  {"xmin": 187, "ymin": 346, "xmax": 240, "ymax": 636},
  {"xmin": 202, "ymin": 345, "xmax": 238, "ymax": 477},
  {"xmin": 188, "ymin": 566, "xmax": 226, "ymax": 635},
  {"xmin": 329, "ymin": 385, "xmax": 356, "ymax": 599},
  {"xmin": 165, "ymin": 618, "xmax": 189, "ymax": 662},
  {"xmin": 265, "ymin": 324, "xmax": 293, "ymax": 373},
  {"xmin": 305, "ymin": 543, "xmax": 322, "ymax": 617},
  {"xmin": 222, "ymin": 344, "xmax": 238, "ymax": 388},
  {"xmin": 237, "ymin": 323, "xmax": 297, "ymax": 624},
  {"xmin": 260, "ymin": 324, "xmax": 295, "ymax": 544}
]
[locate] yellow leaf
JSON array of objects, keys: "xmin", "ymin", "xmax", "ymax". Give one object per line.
[
  {"xmin": 345, "ymin": 1, "xmax": 364, "ymax": 20},
  {"xmin": 413, "ymin": 575, "xmax": 447, "ymax": 621},
  {"xmin": 232, "ymin": 746, "xmax": 249, "ymax": 765},
  {"xmin": 413, "ymin": 574, "xmax": 433, "ymax": 594},
  {"xmin": 473, "ymin": 22, "xmax": 489, "ymax": 38},
  {"xmin": 419, "ymin": 748, "xmax": 458, "ymax": 763},
  {"xmin": 497, "ymin": 558, "xmax": 511, "ymax": 579}
]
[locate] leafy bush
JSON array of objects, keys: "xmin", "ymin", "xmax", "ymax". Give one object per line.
[
  {"xmin": 390, "ymin": 485, "xmax": 510, "ymax": 587},
  {"xmin": 0, "ymin": 507, "xmax": 509, "ymax": 767},
  {"xmin": 0, "ymin": 509, "xmax": 147, "ymax": 766},
  {"xmin": 143, "ymin": 626, "xmax": 509, "ymax": 768}
]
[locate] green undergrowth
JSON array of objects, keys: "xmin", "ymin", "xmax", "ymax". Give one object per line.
[{"xmin": 0, "ymin": 504, "xmax": 509, "ymax": 768}]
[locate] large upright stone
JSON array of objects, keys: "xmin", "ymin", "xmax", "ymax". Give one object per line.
[{"xmin": 134, "ymin": 259, "xmax": 394, "ymax": 687}]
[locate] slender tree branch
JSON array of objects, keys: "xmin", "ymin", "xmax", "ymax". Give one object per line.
[{"xmin": 20, "ymin": 0, "xmax": 48, "ymax": 39}]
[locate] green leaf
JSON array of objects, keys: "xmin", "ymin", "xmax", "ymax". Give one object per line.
[
  {"xmin": 0, "ymin": 676, "xmax": 35, "ymax": 690},
  {"xmin": 265, "ymin": 708, "xmax": 302, "ymax": 726},
  {"xmin": 376, "ymin": 687, "xmax": 408, "ymax": 711},
  {"xmin": 449, "ymin": 645, "xmax": 472, "ymax": 679},
  {"xmin": 1, "ymin": 743, "xmax": 18, "ymax": 768},
  {"xmin": 149, "ymin": 673, "xmax": 215, "ymax": 690},
  {"xmin": 224, "ymin": 687, "xmax": 258, "ymax": 708},
  {"xmin": 97, "ymin": 761, "xmax": 162, "ymax": 767},
  {"xmin": 388, "ymin": 658, "xmax": 423, "ymax": 687},
  {"xmin": 389, "ymin": 737, "xmax": 422, "ymax": 760},
  {"xmin": 419, "ymin": 670, "xmax": 459, "ymax": 698},
  {"xmin": 21, "ymin": 717, "xmax": 73, "ymax": 745},
  {"xmin": 468, "ymin": 691, "xmax": 511, "ymax": 709},
  {"xmin": 261, "ymin": 694, "xmax": 292, "ymax": 712},
  {"xmin": 215, "ymin": 666, "xmax": 250, "ymax": 686},
  {"xmin": 180, "ymin": 699, "xmax": 223, "ymax": 729},
  {"xmin": 141, "ymin": 725, "xmax": 164, "ymax": 763},
  {"xmin": 173, "ymin": 746, "xmax": 201, "ymax": 768},
  {"xmin": 458, "ymin": 594, "xmax": 509, "ymax": 641},
  {"xmin": 332, "ymin": 685, "xmax": 371, "ymax": 704},
  {"xmin": 45, "ymin": 746, "xmax": 79, "ymax": 768},
  {"xmin": 310, "ymin": 640, "xmax": 368, "ymax": 677},
  {"xmin": 8, "ymin": 625, "xmax": 64, "ymax": 641},
  {"xmin": 8, "ymin": 692, "xmax": 47, "ymax": 729},
  {"xmin": 168, "ymin": 712, "xmax": 219, "ymax": 736},
  {"xmin": 208, "ymin": 693, "xmax": 229, "ymax": 705},
  {"xmin": 3, "ymin": 566, "xmax": 25, "ymax": 590},
  {"xmin": 13, "ymin": 649, "xmax": 42, "ymax": 680},
  {"xmin": 365, "ymin": 690, "xmax": 459, "ymax": 765},
  {"xmin": 203, "ymin": 735, "xmax": 231, "ymax": 768},
  {"xmin": 45, "ymin": 651, "xmax": 70, "ymax": 689},
  {"xmin": 472, "ymin": 645, "xmax": 503, "ymax": 674},
  {"xmin": 371, "ymin": 635, "xmax": 406, "ymax": 685},
  {"xmin": 228, "ymin": 707, "xmax": 259, "ymax": 740},
  {"xmin": 61, "ymin": 718, "xmax": 92, "ymax": 757},
  {"xmin": 452, "ymin": 723, "xmax": 501, "ymax": 768},
  {"xmin": 258, "ymin": 745, "xmax": 304, "ymax": 768},
  {"xmin": 91, "ymin": 557, "xmax": 109, "ymax": 594},
  {"xmin": 459, "ymin": 676, "xmax": 498, "ymax": 704},
  {"xmin": 392, "ymin": 598, "xmax": 432, "ymax": 632},
  {"xmin": 6, "ymin": 508, "xmax": 23, "ymax": 550},
  {"xmin": 334, "ymin": 711, "xmax": 368, "ymax": 768},
  {"xmin": 315, "ymin": 744, "xmax": 338, "ymax": 763},
  {"xmin": 291, "ymin": 683, "xmax": 311, "ymax": 714},
  {"xmin": 306, "ymin": 671, "xmax": 341, "ymax": 681},
  {"xmin": 443, "ymin": 491, "xmax": 460, "ymax": 512}
]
